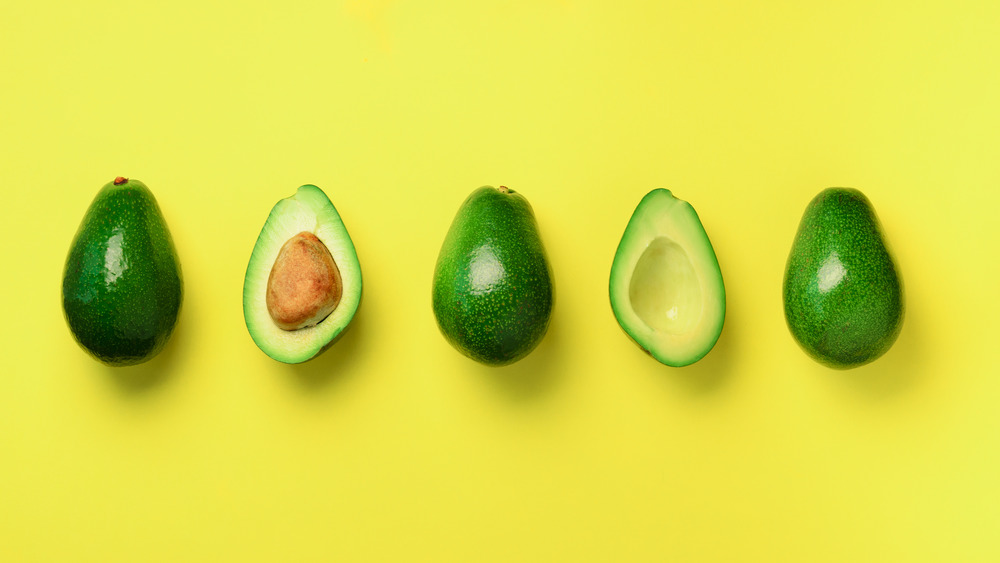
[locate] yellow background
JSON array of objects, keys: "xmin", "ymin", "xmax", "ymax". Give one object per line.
[{"xmin": 2, "ymin": 1, "xmax": 999, "ymax": 561}]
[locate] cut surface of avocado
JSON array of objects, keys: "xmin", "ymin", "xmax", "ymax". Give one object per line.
[
  {"xmin": 609, "ymin": 189, "xmax": 725, "ymax": 367},
  {"xmin": 243, "ymin": 185, "xmax": 361, "ymax": 364}
]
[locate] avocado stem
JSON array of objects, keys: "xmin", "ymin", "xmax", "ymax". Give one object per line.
[
  {"xmin": 114, "ymin": 176, "xmax": 128, "ymax": 185},
  {"xmin": 498, "ymin": 185, "xmax": 509, "ymax": 194}
]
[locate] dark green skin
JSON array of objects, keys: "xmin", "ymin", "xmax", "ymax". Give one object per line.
[
  {"xmin": 432, "ymin": 186, "xmax": 554, "ymax": 366},
  {"xmin": 62, "ymin": 178, "xmax": 183, "ymax": 366},
  {"xmin": 783, "ymin": 188, "xmax": 903, "ymax": 369}
]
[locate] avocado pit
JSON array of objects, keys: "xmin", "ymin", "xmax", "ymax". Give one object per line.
[{"xmin": 266, "ymin": 231, "xmax": 342, "ymax": 331}]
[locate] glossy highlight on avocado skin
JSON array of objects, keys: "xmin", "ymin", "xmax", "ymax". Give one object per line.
[
  {"xmin": 783, "ymin": 188, "xmax": 903, "ymax": 369},
  {"xmin": 62, "ymin": 178, "xmax": 183, "ymax": 366}
]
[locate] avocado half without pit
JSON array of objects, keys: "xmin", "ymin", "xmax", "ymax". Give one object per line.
[
  {"xmin": 243, "ymin": 185, "xmax": 361, "ymax": 364},
  {"xmin": 609, "ymin": 189, "xmax": 726, "ymax": 367}
]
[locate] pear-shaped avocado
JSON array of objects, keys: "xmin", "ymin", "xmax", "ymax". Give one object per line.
[
  {"xmin": 243, "ymin": 185, "xmax": 362, "ymax": 364},
  {"xmin": 432, "ymin": 186, "xmax": 553, "ymax": 366},
  {"xmin": 62, "ymin": 177, "xmax": 183, "ymax": 366},
  {"xmin": 783, "ymin": 188, "xmax": 904, "ymax": 369},
  {"xmin": 609, "ymin": 189, "xmax": 726, "ymax": 367}
]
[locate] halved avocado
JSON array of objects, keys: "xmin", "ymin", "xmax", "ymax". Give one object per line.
[
  {"xmin": 609, "ymin": 189, "xmax": 725, "ymax": 367},
  {"xmin": 243, "ymin": 185, "xmax": 362, "ymax": 364}
]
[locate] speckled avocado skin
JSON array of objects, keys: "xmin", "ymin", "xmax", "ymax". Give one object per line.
[
  {"xmin": 432, "ymin": 186, "xmax": 553, "ymax": 366},
  {"xmin": 783, "ymin": 188, "xmax": 903, "ymax": 369},
  {"xmin": 62, "ymin": 179, "xmax": 183, "ymax": 366}
]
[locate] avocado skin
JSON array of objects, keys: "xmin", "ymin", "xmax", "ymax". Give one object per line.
[
  {"xmin": 432, "ymin": 186, "xmax": 553, "ymax": 366},
  {"xmin": 783, "ymin": 188, "xmax": 903, "ymax": 369},
  {"xmin": 62, "ymin": 179, "xmax": 183, "ymax": 366}
]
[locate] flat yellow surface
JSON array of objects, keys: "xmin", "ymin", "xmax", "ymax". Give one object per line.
[{"xmin": 2, "ymin": 1, "xmax": 999, "ymax": 561}]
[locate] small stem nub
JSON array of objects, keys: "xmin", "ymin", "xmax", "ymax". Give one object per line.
[
  {"xmin": 498, "ymin": 185, "xmax": 510, "ymax": 194},
  {"xmin": 114, "ymin": 176, "xmax": 128, "ymax": 185}
]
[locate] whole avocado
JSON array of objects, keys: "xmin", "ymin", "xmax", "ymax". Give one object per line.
[
  {"xmin": 432, "ymin": 186, "xmax": 554, "ymax": 366},
  {"xmin": 783, "ymin": 188, "xmax": 903, "ymax": 369},
  {"xmin": 62, "ymin": 177, "xmax": 183, "ymax": 366}
]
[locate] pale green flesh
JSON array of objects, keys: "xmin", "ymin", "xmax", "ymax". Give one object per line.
[
  {"xmin": 243, "ymin": 185, "xmax": 361, "ymax": 364},
  {"xmin": 610, "ymin": 189, "xmax": 725, "ymax": 367},
  {"xmin": 628, "ymin": 236, "xmax": 703, "ymax": 335}
]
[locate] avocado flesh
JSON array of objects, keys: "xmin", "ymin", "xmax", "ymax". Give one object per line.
[
  {"xmin": 783, "ymin": 188, "xmax": 903, "ymax": 369},
  {"xmin": 432, "ymin": 186, "xmax": 554, "ymax": 366},
  {"xmin": 609, "ymin": 189, "xmax": 725, "ymax": 367},
  {"xmin": 243, "ymin": 185, "xmax": 362, "ymax": 364},
  {"xmin": 62, "ymin": 178, "xmax": 183, "ymax": 366}
]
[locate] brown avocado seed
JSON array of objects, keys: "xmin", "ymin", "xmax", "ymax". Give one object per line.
[{"xmin": 266, "ymin": 231, "xmax": 343, "ymax": 331}]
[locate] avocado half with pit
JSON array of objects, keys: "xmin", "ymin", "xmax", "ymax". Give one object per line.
[
  {"xmin": 609, "ymin": 189, "xmax": 725, "ymax": 367},
  {"xmin": 243, "ymin": 185, "xmax": 362, "ymax": 364}
]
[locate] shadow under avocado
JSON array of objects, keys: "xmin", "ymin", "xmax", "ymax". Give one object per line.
[
  {"xmin": 663, "ymin": 320, "xmax": 737, "ymax": 395},
  {"xmin": 102, "ymin": 325, "xmax": 184, "ymax": 395},
  {"xmin": 472, "ymin": 313, "xmax": 565, "ymax": 402},
  {"xmin": 828, "ymin": 308, "xmax": 925, "ymax": 401},
  {"xmin": 632, "ymin": 298, "xmax": 738, "ymax": 397},
  {"xmin": 285, "ymin": 308, "xmax": 368, "ymax": 393}
]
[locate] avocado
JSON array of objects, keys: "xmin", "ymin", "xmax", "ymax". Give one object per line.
[
  {"xmin": 609, "ymin": 189, "xmax": 725, "ymax": 367},
  {"xmin": 783, "ymin": 188, "xmax": 904, "ymax": 369},
  {"xmin": 432, "ymin": 186, "xmax": 554, "ymax": 366},
  {"xmin": 243, "ymin": 185, "xmax": 362, "ymax": 364},
  {"xmin": 62, "ymin": 177, "xmax": 183, "ymax": 366}
]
